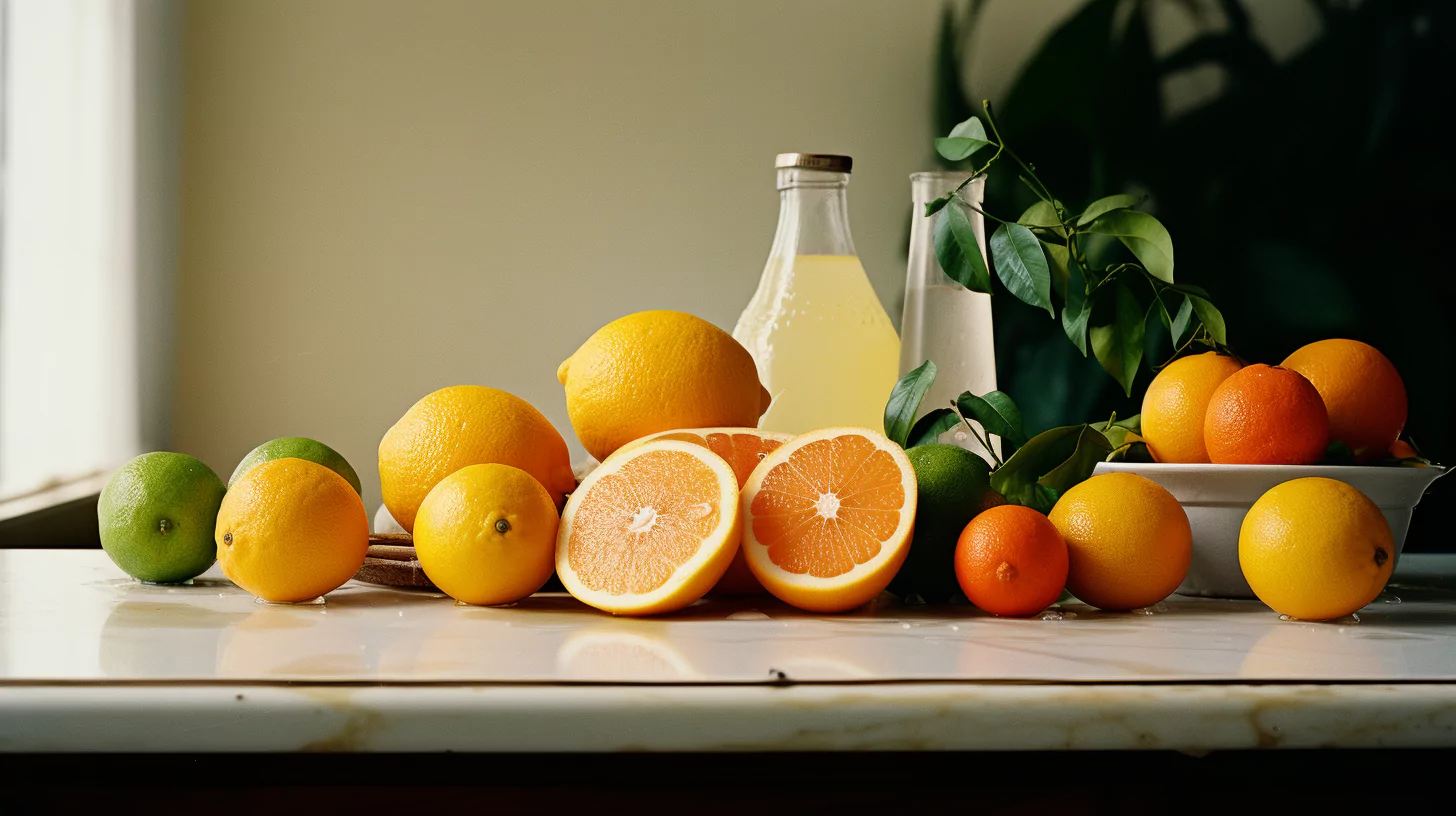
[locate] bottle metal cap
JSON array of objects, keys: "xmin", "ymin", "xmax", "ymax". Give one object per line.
[{"xmin": 775, "ymin": 153, "xmax": 852, "ymax": 173}]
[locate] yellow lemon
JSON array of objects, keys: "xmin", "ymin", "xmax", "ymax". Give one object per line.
[
  {"xmin": 1239, "ymin": 477, "xmax": 1394, "ymax": 620},
  {"xmin": 414, "ymin": 464, "xmax": 560, "ymax": 606},
  {"xmin": 557, "ymin": 310, "xmax": 771, "ymax": 462},
  {"xmin": 216, "ymin": 458, "xmax": 369, "ymax": 602},
  {"xmin": 1048, "ymin": 472, "xmax": 1191, "ymax": 611},
  {"xmin": 1140, "ymin": 351, "xmax": 1243, "ymax": 463},
  {"xmin": 379, "ymin": 385, "xmax": 576, "ymax": 532}
]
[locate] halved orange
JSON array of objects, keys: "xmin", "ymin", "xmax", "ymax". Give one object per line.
[
  {"xmin": 556, "ymin": 439, "xmax": 741, "ymax": 615},
  {"xmin": 619, "ymin": 427, "xmax": 792, "ymax": 595},
  {"xmin": 740, "ymin": 427, "xmax": 917, "ymax": 612}
]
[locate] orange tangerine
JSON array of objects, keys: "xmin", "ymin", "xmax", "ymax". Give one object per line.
[
  {"xmin": 1204, "ymin": 364, "xmax": 1329, "ymax": 466},
  {"xmin": 1282, "ymin": 339, "xmax": 1407, "ymax": 463},
  {"xmin": 556, "ymin": 439, "xmax": 741, "ymax": 616},
  {"xmin": 955, "ymin": 505, "xmax": 1069, "ymax": 617},
  {"xmin": 740, "ymin": 427, "xmax": 917, "ymax": 613},
  {"xmin": 618, "ymin": 428, "xmax": 793, "ymax": 595}
]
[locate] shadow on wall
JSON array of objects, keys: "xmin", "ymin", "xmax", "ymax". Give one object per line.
[{"xmin": 932, "ymin": 0, "xmax": 1455, "ymax": 552}]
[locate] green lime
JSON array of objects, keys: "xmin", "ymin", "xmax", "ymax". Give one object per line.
[
  {"xmin": 98, "ymin": 452, "xmax": 227, "ymax": 583},
  {"xmin": 888, "ymin": 443, "xmax": 999, "ymax": 603},
  {"xmin": 229, "ymin": 437, "xmax": 361, "ymax": 495}
]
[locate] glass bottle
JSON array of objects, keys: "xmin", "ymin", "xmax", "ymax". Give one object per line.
[
  {"xmin": 733, "ymin": 154, "xmax": 901, "ymax": 434},
  {"xmin": 899, "ymin": 172, "xmax": 997, "ymax": 449}
]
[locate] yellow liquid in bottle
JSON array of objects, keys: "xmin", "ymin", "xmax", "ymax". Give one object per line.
[{"xmin": 733, "ymin": 254, "xmax": 901, "ymax": 434}]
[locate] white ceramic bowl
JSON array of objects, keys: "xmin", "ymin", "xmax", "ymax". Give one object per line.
[{"xmin": 1090, "ymin": 462, "xmax": 1448, "ymax": 598}]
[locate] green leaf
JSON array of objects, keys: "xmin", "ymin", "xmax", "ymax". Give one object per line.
[
  {"xmin": 1076, "ymin": 193, "xmax": 1141, "ymax": 227},
  {"xmin": 1044, "ymin": 242, "xmax": 1070, "ymax": 299},
  {"xmin": 1018, "ymin": 200, "xmax": 1066, "ymax": 237},
  {"xmin": 934, "ymin": 202, "xmax": 992, "ymax": 293},
  {"xmin": 956, "ymin": 390, "xmax": 1029, "ymax": 448},
  {"xmin": 1061, "ymin": 254, "xmax": 1090, "ymax": 355},
  {"xmin": 1323, "ymin": 440, "xmax": 1355, "ymax": 465},
  {"xmin": 990, "ymin": 424, "xmax": 1110, "ymax": 514},
  {"xmin": 923, "ymin": 195, "xmax": 952, "ymax": 217},
  {"xmin": 907, "ymin": 408, "xmax": 959, "ymax": 448},
  {"xmin": 1170, "ymin": 295, "xmax": 1195, "ymax": 343},
  {"xmin": 883, "ymin": 360, "xmax": 937, "ymax": 447},
  {"xmin": 935, "ymin": 116, "xmax": 994, "ymax": 161},
  {"xmin": 1098, "ymin": 412, "xmax": 1141, "ymax": 448},
  {"xmin": 1038, "ymin": 425, "xmax": 1115, "ymax": 496},
  {"xmin": 1106, "ymin": 440, "xmax": 1155, "ymax": 463},
  {"xmin": 1189, "ymin": 296, "xmax": 1227, "ymax": 344},
  {"xmin": 1085, "ymin": 210, "xmax": 1175, "ymax": 283},
  {"xmin": 989, "ymin": 222, "xmax": 1053, "ymax": 316},
  {"xmin": 1090, "ymin": 283, "xmax": 1146, "ymax": 396}
]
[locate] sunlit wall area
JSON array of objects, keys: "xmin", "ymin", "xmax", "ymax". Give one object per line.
[{"xmin": 173, "ymin": 0, "xmax": 1321, "ymax": 514}]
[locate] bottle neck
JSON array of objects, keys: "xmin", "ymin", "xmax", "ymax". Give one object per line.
[
  {"xmin": 768, "ymin": 167, "xmax": 856, "ymax": 258},
  {"xmin": 908, "ymin": 172, "xmax": 985, "ymax": 289}
]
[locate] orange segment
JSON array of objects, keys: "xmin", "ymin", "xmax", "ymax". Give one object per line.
[
  {"xmin": 741, "ymin": 427, "xmax": 917, "ymax": 612},
  {"xmin": 556, "ymin": 439, "xmax": 741, "ymax": 616},
  {"xmin": 618, "ymin": 428, "xmax": 792, "ymax": 596}
]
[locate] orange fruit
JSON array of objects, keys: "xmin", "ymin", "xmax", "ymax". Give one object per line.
[
  {"xmin": 557, "ymin": 310, "xmax": 771, "ymax": 462},
  {"xmin": 618, "ymin": 428, "xmax": 793, "ymax": 595},
  {"xmin": 378, "ymin": 385, "xmax": 576, "ymax": 532},
  {"xmin": 1048, "ymin": 472, "xmax": 1191, "ymax": 611},
  {"xmin": 740, "ymin": 427, "xmax": 917, "ymax": 613},
  {"xmin": 215, "ymin": 458, "xmax": 370, "ymax": 602},
  {"xmin": 1390, "ymin": 440, "xmax": 1421, "ymax": 460},
  {"xmin": 1281, "ymin": 339, "xmax": 1407, "ymax": 463},
  {"xmin": 1141, "ymin": 352, "xmax": 1243, "ymax": 463},
  {"xmin": 555, "ymin": 439, "xmax": 742, "ymax": 616},
  {"xmin": 954, "ymin": 505, "xmax": 1068, "ymax": 617},
  {"xmin": 1240, "ymin": 477, "xmax": 1394, "ymax": 620},
  {"xmin": 1203, "ymin": 364, "xmax": 1329, "ymax": 465},
  {"xmin": 413, "ymin": 464, "xmax": 560, "ymax": 606}
]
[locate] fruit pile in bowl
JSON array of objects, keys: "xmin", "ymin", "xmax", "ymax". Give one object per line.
[{"xmin": 1112, "ymin": 339, "xmax": 1444, "ymax": 602}]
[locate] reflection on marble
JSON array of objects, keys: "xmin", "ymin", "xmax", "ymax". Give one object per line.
[{"xmin": 3, "ymin": 550, "xmax": 1456, "ymax": 684}]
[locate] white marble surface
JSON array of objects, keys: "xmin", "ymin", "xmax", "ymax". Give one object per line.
[{"xmin": 3, "ymin": 550, "xmax": 1456, "ymax": 752}]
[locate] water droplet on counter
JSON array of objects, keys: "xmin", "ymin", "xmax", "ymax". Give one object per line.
[
  {"xmin": 455, "ymin": 599, "xmax": 471, "ymax": 607},
  {"xmin": 727, "ymin": 610, "xmax": 770, "ymax": 621},
  {"xmin": 900, "ymin": 622, "xmax": 912, "ymax": 630},
  {"xmin": 1381, "ymin": 593, "xmax": 1402, "ymax": 604},
  {"xmin": 1040, "ymin": 610, "xmax": 1077, "ymax": 621},
  {"xmin": 1131, "ymin": 607, "xmax": 1155, "ymax": 616},
  {"xmin": 1278, "ymin": 614, "xmax": 1293, "ymax": 621},
  {"xmin": 949, "ymin": 625, "xmax": 960, "ymax": 631},
  {"xmin": 254, "ymin": 595, "xmax": 326, "ymax": 606}
]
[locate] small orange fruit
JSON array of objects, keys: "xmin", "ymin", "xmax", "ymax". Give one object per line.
[
  {"xmin": 1141, "ymin": 352, "xmax": 1243, "ymax": 463},
  {"xmin": 1281, "ymin": 339, "xmax": 1407, "ymax": 463},
  {"xmin": 1240, "ymin": 477, "xmax": 1394, "ymax": 620},
  {"xmin": 954, "ymin": 505, "xmax": 1068, "ymax": 617},
  {"xmin": 617, "ymin": 428, "xmax": 793, "ymax": 595},
  {"xmin": 556, "ymin": 439, "xmax": 742, "ymax": 616},
  {"xmin": 1203, "ymin": 364, "xmax": 1329, "ymax": 465},
  {"xmin": 1390, "ymin": 440, "xmax": 1421, "ymax": 460},
  {"xmin": 216, "ymin": 458, "xmax": 370, "ymax": 602},
  {"xmin": 740, "ymin": 427, "xmax": 917, "ymax": 613},
  {"xmin": 1048, "ymin": 472, "xmax": 1191, "ymax": 611},
  {"xmin": 379, "ymin": 385, "xmax": 576, "ymax": 532}
]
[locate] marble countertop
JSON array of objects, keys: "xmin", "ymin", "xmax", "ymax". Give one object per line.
[{"xmin": 3, "ymin": 549, "xmax": 1455, "ymax": 752}]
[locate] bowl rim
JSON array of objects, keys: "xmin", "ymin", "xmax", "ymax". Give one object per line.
[{"xmin": 1094, "ymin": 461, "xmax": 1446, "ymax": 473}]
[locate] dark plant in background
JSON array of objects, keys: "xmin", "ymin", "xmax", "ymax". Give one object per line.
[{"xmin": 931, "ymin": 0, "xmax": 1455, "ymax": 550}]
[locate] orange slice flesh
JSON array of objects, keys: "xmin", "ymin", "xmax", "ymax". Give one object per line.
[
  {"xmin": 621, "ymin": 428, "xmax": 793, "ymax": 595},
  {"xmin": 556, "ymin": 439, "xmax": 741, "ymax": 616},
  {"xmin": 741, "ymin": 427, "xmax": 917, "ymax": 612}
]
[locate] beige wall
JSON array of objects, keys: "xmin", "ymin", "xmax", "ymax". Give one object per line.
[{"xmin": 175, "ymin": 0, "xmax": 1314, "ymax": 514}]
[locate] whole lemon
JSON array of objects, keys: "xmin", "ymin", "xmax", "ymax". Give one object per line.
[
  {"xmin": 414, "ymin": 464, "xmax": 560, "ymax": 606},
  {"xmin": 216, "ymin": 458, "xmax": 370, "ymax": 602},
  {"xmin": 1048, "ymin": 472, "xmax": 1192, "ymax": 611},
  {"xmin": 1282, "ymin": 339, "xmax": 1407, "ymax": 463},
  {"xmin": 1141, "ymin": 352, "xmax": 1243, "ymax": 463},
  {"xmin": 558, "ymin": 310, "xmax": 771, "ymax": 462},
  {"xmin": 379, "ymin": 386, "xmax": 576, "ymax": 532},
  {"xmin": 1240, "ymin": 477, "xmax": 1394, "ymax": 620}
]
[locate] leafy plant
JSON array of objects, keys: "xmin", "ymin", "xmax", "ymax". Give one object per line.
[
  {"xmin": 923, "ymin": 103, "xmax": 1228, "ymax": 396},
  {"xmin": 885, "ymin": 360, "xmax": 1139, "ymax": 513}
]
